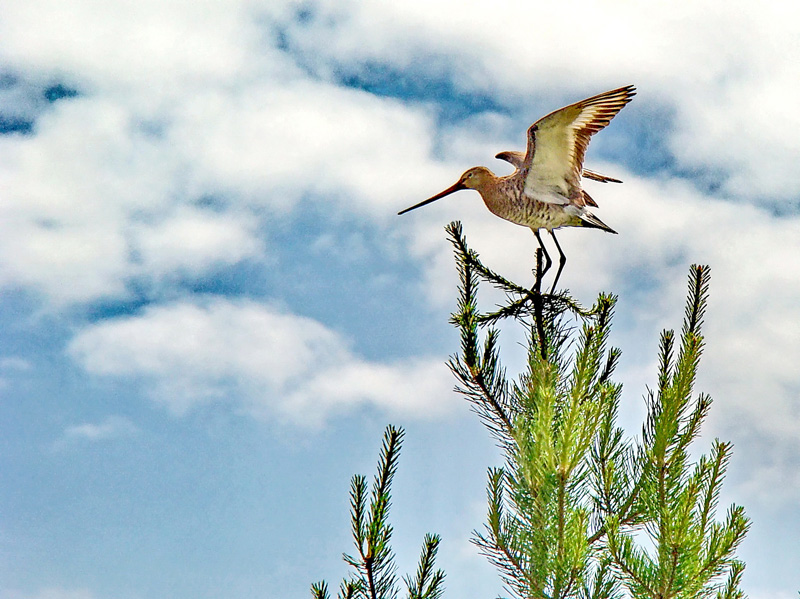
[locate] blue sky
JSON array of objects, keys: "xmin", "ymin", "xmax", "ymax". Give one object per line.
[{"xmin": 1, "ymin": 1, "xmax": 799, "ymax": 598}]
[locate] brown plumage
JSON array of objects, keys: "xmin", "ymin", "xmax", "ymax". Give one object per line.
[{"xmin": 398, "ymin": 85, "xmax": 636, "ymax": 290}]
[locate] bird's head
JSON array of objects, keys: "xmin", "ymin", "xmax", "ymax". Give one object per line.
[
  {"xmin": 459, "ymin": 166, "xmax": 493, "ymax": 190},
  {"xmin": 398, "ymin": 166, "xmax": 494, "ymax": 215}
]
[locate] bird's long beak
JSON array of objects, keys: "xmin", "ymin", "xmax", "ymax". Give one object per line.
[{"xmin": 398, "ymin": 180, "xmax": 465, "ymax": 215}]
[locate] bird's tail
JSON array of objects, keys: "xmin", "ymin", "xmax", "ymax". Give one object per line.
[{"xmin": 579, "ymin": 212, "xmax": 617, "ymax": 234}]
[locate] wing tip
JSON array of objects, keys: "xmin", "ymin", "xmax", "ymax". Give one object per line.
[
  {"xmin": 496, "ymin": 150, "xmax": 525, "ymax": 168},
  {"xmin": 592, "ymin": 84, "xmax": 637, "ymax": 105}
]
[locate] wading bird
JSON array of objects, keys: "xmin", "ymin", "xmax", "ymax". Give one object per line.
[{"xmin": 398, "ymin": 85, "xmax": 635, "ymax": 291}]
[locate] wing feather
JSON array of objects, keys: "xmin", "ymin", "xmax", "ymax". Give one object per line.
[
  {"xmin": 523, "ymin": 85, "xmax": 635, "ymax": 202},
  {"xmin": 582, "ymin": 168, "xmax": 622, "ymax": 184}
]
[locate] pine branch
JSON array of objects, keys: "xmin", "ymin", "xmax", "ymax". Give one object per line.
[
  {"xmin": 317, "ymin": 426, "xmax": 444, "ymax": 599},
  {"xmin": 473, "ymin": 468, "xmax": 543, "ymax": 598},
  {"xmin": 360, "ymin": 427, "xmax": 404, "ymax": 599},
  {"xmin": 684, "ymin": 265, "xmax": 711, "ymax": 338},
  {"xmin": 588, "ymin": 393, "xmax": 640, "ymax": 545},
  {"xmin": 446, "ymin": 222, "xmax": 529, "ymax": 297},
  {"xmin": 699, "ymin": 441, "xmax": 731, "ymax": 535},
  {"xmin": 446, "ymin": 221, "xmax": 597, "ymax": 327},
  {"xmin": 447, "ymin": 224, "xmax": 515, "ymax": 442},
  {"xmin": 341, "ymin": 581, "xmax": 362, "ymax": 599},
  {"xmin": 606, "ymin": 527, "xmax": 658, "ymax": 598},
  {"xmin": 312, "ymin": 581, "xmax": 330, "ymax": 599},
  {"xmin": 405, "ymin": 534, "xmax": 446, "ymax": 599},
  {"xmin": 581, "ymin": 558, "xmax": 623, "ymax": 599},
  {"xmin": 448, "ymin": 338, "xmax": 514, "ymax": 442},
  {"xmin": 447, "ymin": 222, "xmax": 637, "ymax": 598},
  {"xmin": 350, "ymin": 475, "xmax": 368, "ymax": 560},
  {"xmin": 715, "ymin": 561, "xmax": 746, "ymax": 599},
  {"xmin": 597, "ymin": 347, "xmax": 621, "ymax": 386},
  {"xmin": 696, "ymin": 505, "xmax": 750, "ymax": 585}
]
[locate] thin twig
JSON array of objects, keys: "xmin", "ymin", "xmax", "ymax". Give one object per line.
[
  {"xmin": 607, "ymin": 540, "xmax": 657, "ymax": 598},
  {"xmin": 469, "ymin": 365, "xmax": 515, "ymax": 437},
  {"xmin": 364, "ymin": 556, "xmax": 378, "ymax": 599}
]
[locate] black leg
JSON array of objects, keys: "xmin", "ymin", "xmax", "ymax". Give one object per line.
[
  {"xmin": 534, "ymin": 229, "xmax": 552, "ymax": 279},
  {"xmin": 549, "ymin": 230, "xmax": 566, "ymax": 292}
]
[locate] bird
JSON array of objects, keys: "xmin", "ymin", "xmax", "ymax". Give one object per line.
[{"xmin": 398, "ymin": 84, "xmax": 636, "ymax": 291}]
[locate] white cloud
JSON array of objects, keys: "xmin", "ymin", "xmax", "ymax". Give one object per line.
[
  {"xmin": 0, "ymin": 1, "xmax": 269, "ymax": 90},
  {"xmin": 0, "ymin": 2, "xmax": 455, "ymax": 307},
  {"xmin": 0, "ymin": 97, "xmax": 166, "ymax": 303},
  {"xmin": 133, "ymin": 206, "xmax": 264, "ymax": 279},
  {"xmin": 67, "ymin": 298, "xmax": 456, "ymax": 424},
  {"xmin": 278, "ymin": 0, "xmax": 800, "ymax": 203},
  {"xmin": 732, "ymin": 441, "xmax": 800, "ymax": 509},
  {"xmin": 669, "ymin": 68, "xmax": 800, "ymax": 200},
  {"xmin": 0, "ymin": 96, "xmax": 271, "ymax": 304},
  {"xmin": 0, "ymin": 356, "xmax": 32, "ymax": 371},
  {"xmin": 0, "ymin": 356, "xmax": 32, "ymax": 394},
  {"xmin": 166, "ymin": 80, "xmax": 444, "ymax": 216},
  {"xmin": 61, "ymin": 416, "xmax": 138, "ymax": 443}
]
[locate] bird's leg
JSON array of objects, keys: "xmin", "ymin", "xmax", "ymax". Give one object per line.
[
  {"xmin": 531, "ymin": 231, "xmax": 549, "ymax": 360},
  {"xmin": 548, "ymin": 230, "xmax": 567, "ymax": 293},
  {"xmin": 533, "ymin": 230, "xmax": 552, "ymax": 290}
]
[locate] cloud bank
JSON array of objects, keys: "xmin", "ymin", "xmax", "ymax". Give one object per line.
[{"xmin": 68, "ymin": 298, "xmax": 455, "ymax": 425}]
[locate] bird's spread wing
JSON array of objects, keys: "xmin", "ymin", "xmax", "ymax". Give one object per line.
[{"xmin": 523, "ymin": 85, "xmax": 635, "ymax": 203}]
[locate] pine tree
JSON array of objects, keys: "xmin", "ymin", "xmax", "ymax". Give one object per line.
[
  {"xmin": 314, "ymin": 221, "xmax": 749, "ymax": 599},
  {"xmin": 446, "ymin": 221, "xmax": 749, "ymax": 599}
]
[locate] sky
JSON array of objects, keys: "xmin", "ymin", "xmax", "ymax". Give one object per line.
[{"xmin": 1, "ymin": 1, "xmax": 799, "ymax": 598}]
